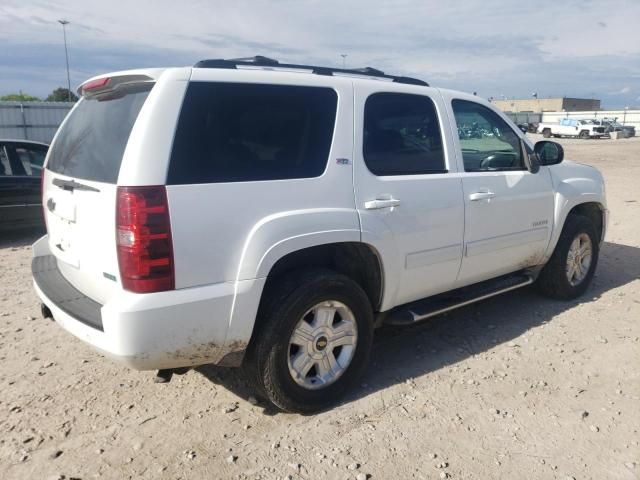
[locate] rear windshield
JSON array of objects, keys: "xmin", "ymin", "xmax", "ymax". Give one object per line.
[
  {"xmin": 167, "ymin": 82, "xmax": 338, "ymax": 184},
  {"xmin": 47, "ymin": 85, "xmax": 152, "ymax": 183}
]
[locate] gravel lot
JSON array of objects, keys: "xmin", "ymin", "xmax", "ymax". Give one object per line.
[{"xmin": 1, "ymin": 135, "xmax": 638, "ymax": 480}]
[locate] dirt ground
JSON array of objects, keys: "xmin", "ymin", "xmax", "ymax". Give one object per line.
[{"xmin": 1, "ymin": 135, "xmax": 639, "ymax": 480}]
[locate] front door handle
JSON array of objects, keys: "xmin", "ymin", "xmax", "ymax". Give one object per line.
[
  {"xmin": 469, "ymin": 190, "xmax": 496, "ymax": 201},
  {"xmin": 364, "ymin": 197, "xmax": 401, "ymax": 210}
]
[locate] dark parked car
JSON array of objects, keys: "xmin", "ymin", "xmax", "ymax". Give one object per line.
[
  {"xmin": 604, "ymin": 121, "xmax": 635, "ymax": 137},
  {"xmin": 0, "ymin": 140, "xmax": 48, "ymax": 229},
  {"xmin": 589, "ymin": 119, "xmax": 636, "ymax": 137},
  {"xmin": 516, "ymin": 122, "xmax": 539, "ymax": 134}
]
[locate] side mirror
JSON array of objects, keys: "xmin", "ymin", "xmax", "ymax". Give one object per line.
[{"xmin": 534, "ymin": 140, "xmax": 564, "ymax": 166}]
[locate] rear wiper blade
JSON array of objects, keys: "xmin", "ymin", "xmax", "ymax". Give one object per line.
[{"xmin": 52, "ymin": 177, "xmax": 100, "ymax": 192}]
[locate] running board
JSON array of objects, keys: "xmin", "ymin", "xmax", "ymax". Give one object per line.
[{"xmin": 384, "ymin": 272, "xmax": 534, "ymax": 326}]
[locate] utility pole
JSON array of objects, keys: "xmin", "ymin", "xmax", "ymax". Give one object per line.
[
  {"xmin": 340, "ymin": 54, "xmax": 347, "ymax": 69},
  {"xmin": 58, "ymin": 20, "xmax": 72, "ymax": 101}
]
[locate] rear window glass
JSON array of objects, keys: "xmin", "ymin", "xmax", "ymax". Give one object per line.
[
  {"xmin": 167, "ymin": 82, "xmax": 338, "ymax": 184},
  {"xmin": 47, "ymin": 86, "xmax": 152, "ymax": 183}
]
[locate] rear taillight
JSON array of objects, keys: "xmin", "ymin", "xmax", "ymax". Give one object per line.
[{"xmin": 116, "ymin": 186, "xmax": 174, "ymax": 293}]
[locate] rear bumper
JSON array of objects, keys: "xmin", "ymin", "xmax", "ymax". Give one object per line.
[
  {"xmin": 32, "ymin": 254, "xmax": 104, "ymax": 331},
  {"xmin": 32, "ymin": 236, "xmax": 264, "ymax": 370}
]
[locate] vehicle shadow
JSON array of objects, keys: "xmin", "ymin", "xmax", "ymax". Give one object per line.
[
  {"xmin": 197, "ymin": 240, "xmax": 640, "ymax": 414},
  {"xmin": 0, "ymin": 227, "xmax": 45, "ymax": 249}
]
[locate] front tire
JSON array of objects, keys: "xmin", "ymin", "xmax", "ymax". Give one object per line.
[
  {"xmin": 579, "ymin": 130, "xmax": 590, "ymax": 139},
  {"xmin": 536, "ymin": 215, "xmax": 599, "ymax": 300},
  {"xmin": 247, "ymin": 270, "xmax": 373, "ymax": 413}
]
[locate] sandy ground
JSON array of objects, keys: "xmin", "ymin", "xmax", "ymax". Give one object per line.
[{"xmin": 1, "ymin": 135, "xmax": 639, "ymax": 480}]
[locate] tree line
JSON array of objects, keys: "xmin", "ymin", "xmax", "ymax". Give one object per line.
[{"xmin": 0, "ymin": 88, "xmax": 79, "ymax": 102}]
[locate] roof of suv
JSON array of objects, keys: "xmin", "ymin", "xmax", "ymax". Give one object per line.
[
  {"xmin": 77, "ymin": 56, "xmax": 432, "ymax": 95},
  {"xmin": 77, "ymin": 56, "xmax": 493, "ymax": 110},
  {"xmin": 193, "ymin": 55, "xmax": 429, "ymax": 87}
]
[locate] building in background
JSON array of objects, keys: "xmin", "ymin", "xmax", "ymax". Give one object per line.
[{"xmin": 491, "ymin": 97, "xmax": 601, "ymax": 113}]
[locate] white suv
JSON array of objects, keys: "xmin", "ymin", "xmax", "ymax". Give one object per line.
[{"xmin": 32, "ymin": 56, "xmax": 607, "ymax": 413}]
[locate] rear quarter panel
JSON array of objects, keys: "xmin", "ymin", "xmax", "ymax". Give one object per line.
[
  {"xmin": 117, "ymin": 68, "xmax": 191, "ymax": 186},
  {"xmin": 164, "ymin": 71, "xmax": 359, "ymax": 289}
]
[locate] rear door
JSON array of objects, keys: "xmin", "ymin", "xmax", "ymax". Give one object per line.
[
  {"xmin": 354, "ymin": 86, "xmax": 465, "ymax": 308},
  {"xmin": 43, "ymin": 80, "xmax": 154, "ymax": 303}
]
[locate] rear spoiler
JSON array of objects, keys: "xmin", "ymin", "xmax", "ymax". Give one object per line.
[{"xmin": 78, "ymin": 74, "xmax": 154, "ymax": 99}]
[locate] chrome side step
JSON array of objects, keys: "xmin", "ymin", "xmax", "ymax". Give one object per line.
[{"xmin": 384, "ymin": 272, "xmax": 534, "ymax": 326}]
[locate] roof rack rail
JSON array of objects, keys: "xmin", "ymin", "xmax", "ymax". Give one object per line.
[{"xmin": 193, "ymin": 56, "xmax": 429, "ymax": 87}]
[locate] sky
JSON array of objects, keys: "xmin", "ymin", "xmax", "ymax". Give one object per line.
[{"xmin": 1, "ymin": 0, "xmax": 639, "ymax": 108}]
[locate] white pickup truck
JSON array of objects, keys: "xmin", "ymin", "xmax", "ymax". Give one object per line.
[
  {"xmin": 32, "ymin": 57, "xmax": 608, "ymax": 413},
  {"xmin": 538, "ymin": 118, "xmax": 608, "ymax": 139}
]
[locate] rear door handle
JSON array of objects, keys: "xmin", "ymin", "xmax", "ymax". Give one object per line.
[
  {"xmin": 364, "ymin": 197, "xmax": 401, "ymax": 210},
  {"xmin": 469, "ymin": 190, "xmax": 496, "ymax": 201}
]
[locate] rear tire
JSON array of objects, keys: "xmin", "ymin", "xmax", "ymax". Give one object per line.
[
  {"xmin": 542, "ymin": 128, "xmax": 551, "ymax": 138},
  {"xmin": 246, "ymin": 270, "xmax": 373, "ymax": 413},
  {"xmin": 536, "ymin": 215, "xmax": 599, "ymax": 300},
  {"xmin": 579, "ymin": 130, "xmax": 590, "ymax": 139}
]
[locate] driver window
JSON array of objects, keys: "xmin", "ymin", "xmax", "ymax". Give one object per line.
[{"xmin": 452, "ymin": 99, "xmax": 524, "ymax": 172}]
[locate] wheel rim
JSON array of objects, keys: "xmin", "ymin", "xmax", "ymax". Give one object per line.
[
  {"xmin": 287, "ymin": 300, "xmax": 357, "ymax": 390},
  {"xmin": 566, "ymin": 233, "xmax": 593, "ymax": 286}
]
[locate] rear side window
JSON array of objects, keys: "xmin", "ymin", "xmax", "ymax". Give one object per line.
[
  {"xmin": 363, "ymin": 92, "xmax": 446, "ymax": 176},
  {"xmin": 47, "ymin": 86, "xmax": 152, "ymax": 183},
  {"xmin": 167, "ymin": 83, "xmax": 338, "ymax": 184}
]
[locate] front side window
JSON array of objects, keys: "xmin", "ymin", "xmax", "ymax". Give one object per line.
[
  {"xmin": 452, "ymin": 99, "xmax": 524, "ymax": 172},
  {"xmin": 363, "ymin": 92, "xmax": 446, "ymax": 176},
  {"xmin": 168, "ymin": 83, "xmax": 338, "ymax": 184}
]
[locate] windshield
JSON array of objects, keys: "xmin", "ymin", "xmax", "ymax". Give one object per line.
[{"xmin": 47, "ymin": 84, "xmax": 153, "ymax": 183}]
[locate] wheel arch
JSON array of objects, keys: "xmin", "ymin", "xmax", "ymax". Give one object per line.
[
  {"xmin": 546, "ymin": 199, "xmax": 606, "ymax": 262},
  {"xmin": 240, "ymin": 241, "xmax": 384, "ymax": 366},
  {"xmin": 568, "ymin": 202, "xmax": 605, "ymax": 243},
  {"xmin": 262, "ymin": 241, "xmax": 384, "ymax": 312}
]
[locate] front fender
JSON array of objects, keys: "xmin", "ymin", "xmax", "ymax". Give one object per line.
[{"xmin": 545, "ymin": 161, "xmax": 607, "ymax": 259}]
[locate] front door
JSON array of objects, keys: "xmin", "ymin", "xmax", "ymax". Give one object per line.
[
  {"xmin": 445, "ymin": 96, "xmax": 555, "ymax": 286},
  {"xmin": 354, "ymin": 87, "xmax": 465, "ymax": 309}
]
